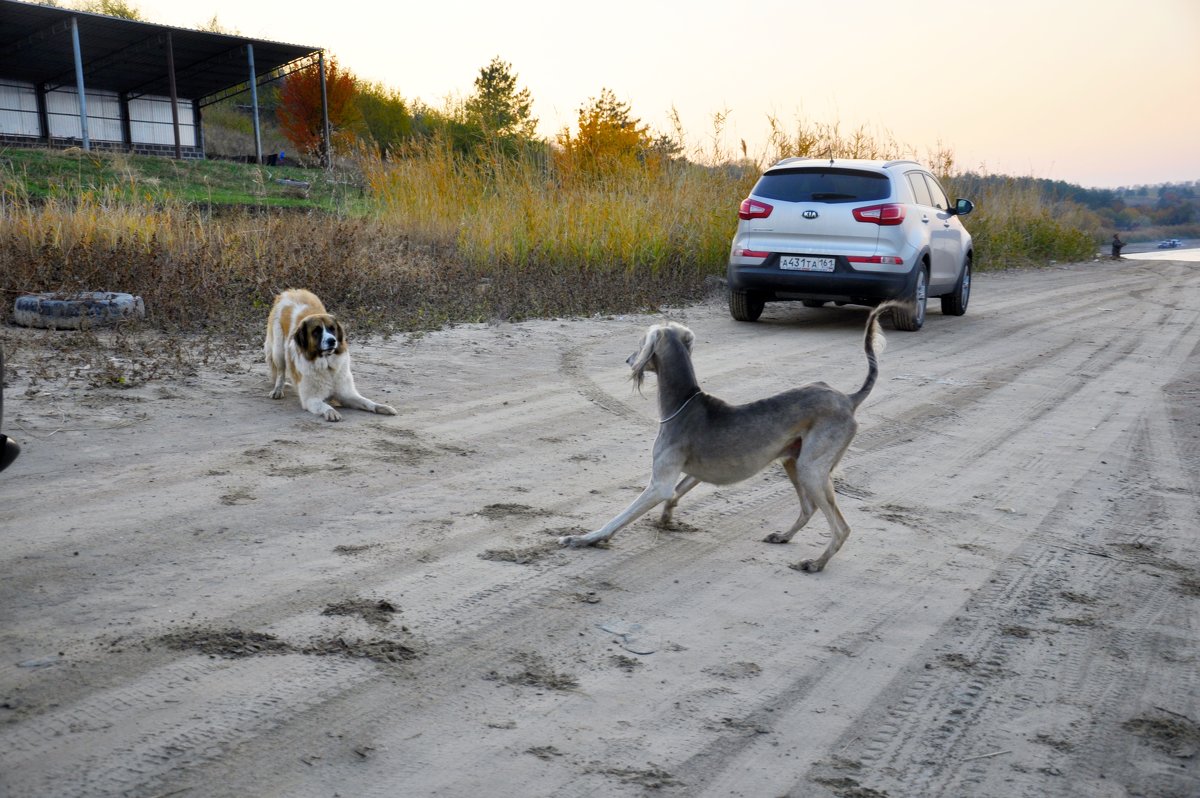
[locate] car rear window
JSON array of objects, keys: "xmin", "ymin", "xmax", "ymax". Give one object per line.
[{"xmin": 752, "ymin": 168, "xmax": 891, "ymax": 203}]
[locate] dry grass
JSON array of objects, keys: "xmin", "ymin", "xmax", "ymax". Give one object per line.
[
  {"xmin": 944, "ymin": 175, "xmax": 1101, "ymax": 265},
  {"xmin": 1, "ymin": 122, "xmax": 1109, "ymax": 339},
  {"xmin": 0, "ymin": 191, "xmax": 716, "ymax": 338},
  {"xmin": 762, "ymin": 116, "xmax": 1102, "ymax": 266},
  {"xmin": 363, "ymin": 137, "xmax": 748, "ymax": 276}
]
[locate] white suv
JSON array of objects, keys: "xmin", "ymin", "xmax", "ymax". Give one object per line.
[{"xmin": 727, "ymin": 158, "xmax": 974, "ymax": 330}]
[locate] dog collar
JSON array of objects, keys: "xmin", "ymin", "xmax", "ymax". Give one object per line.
[{"xmin": 660, "ymin": 391, "xmax": 701, "ymax": 424}]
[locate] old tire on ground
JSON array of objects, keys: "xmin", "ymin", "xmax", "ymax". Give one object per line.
[
  {"xmin": 13, "ymin": 292, "xmax": 145, "ymax": 330},
  {"xmin": 729, "ymin": 289, "xmax": 765, "ymax": 322}
]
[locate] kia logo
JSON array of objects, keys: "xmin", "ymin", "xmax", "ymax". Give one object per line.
[{"xmin": 802, "ymin": 210, "xmax": 819, "ymax": 219}]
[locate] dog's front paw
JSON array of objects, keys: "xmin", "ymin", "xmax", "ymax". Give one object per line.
[
  {"xmin": 763, "ymin": 532, "xmax": 790, "ymax": 544},
  {"xmin": 374, "ymin": 403, "xmax": 398, "ymax": 416},
  {"xmin": 559, "ymin": 534, "xmax": 610, "ymax": 549},
  {"xmin": 559, "ymin": 534, "xmax": 602, "ymax": 548},
  {"xmin": 322, "ymin": 407, "xmax": 342, "ymax": 422},
  {"xmin": 269, "ymin": 388, "xmax": 283, "ymax": 400},
  {"xmin": 790, "ymin": 559, "xmax": 823, "ymax": 573}
]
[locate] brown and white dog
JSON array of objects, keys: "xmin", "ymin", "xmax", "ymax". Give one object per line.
[{"xmin": 264, "ymin": 289, "xmax": 397, "ymax": 422}]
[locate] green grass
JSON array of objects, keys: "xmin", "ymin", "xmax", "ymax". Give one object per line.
[{"xmin": 0, "ymin": 146, "xmax": 369, "ymax": 212}]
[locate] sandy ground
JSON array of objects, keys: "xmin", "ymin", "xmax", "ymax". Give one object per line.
[{"xmin": 1, "ymin": 258, "xmax": 1198, "ymax": 798}]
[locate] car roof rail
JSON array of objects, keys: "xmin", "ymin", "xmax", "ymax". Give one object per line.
[
  {"xmin": 769, "ymin": 157, "xmax": 925, "ymax": 170},
  {"xmin": 773, "ymin": 156, "xmax": 818, "ymax": 167}
]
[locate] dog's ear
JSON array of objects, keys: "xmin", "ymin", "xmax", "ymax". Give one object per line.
[
  {"xmin": 628, "ymin": 326, "xmax": 662, "ymax": 391},
  {"xmin": 676, "ymin": 324, "xmax": 694, "ymax": 353},
  {"xmin": 333, "ymin": 320, "xmax": 348, "ymax": 354},
  {"xmin": 293, "ymin": 320, "xmax": 310, "ymax": 353}
]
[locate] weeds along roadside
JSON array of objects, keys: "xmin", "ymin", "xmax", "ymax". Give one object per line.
[
  {"xmin": 1, "ymin": 140, "xmax": 1105, "ymax": 343},
  {"xmin": 361, "ymin": 139, "xmax": 746, "ymax": 279},
  {"xmin": 0, "ymin": 151, "xmax": 744, "ymax": 340},
  {"xmin": 944, "ymin": 174, "xmax": 1101, "ymax": 264},
  {"xmin": 762, "ymin": 116, "xmax": 1102, "ymax": 265}
]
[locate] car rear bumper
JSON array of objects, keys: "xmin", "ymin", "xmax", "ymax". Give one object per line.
[{"xmin": 727, "ymin": 256, "xmax": 918, "ymax": 304}]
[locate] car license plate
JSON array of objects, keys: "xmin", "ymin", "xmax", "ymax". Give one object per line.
[{"xmin": 779, "ymin": 256, "xmax": 835, "ymax": 272}]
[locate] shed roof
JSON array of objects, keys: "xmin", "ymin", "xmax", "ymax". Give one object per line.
[{"xmin": 0, "ymin": 0, "xmax": 321, "ymax": 104}]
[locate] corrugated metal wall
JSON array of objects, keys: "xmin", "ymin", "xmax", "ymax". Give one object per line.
[
  {"xmin": 0, "ymin": 80, "xmax": 40, "ymax": 136},
  {"xmin": 128, "ymin": 95, "xmax": 196, "ymax": 146},
  {"xmin": 0, "ymin": 80, "xmax": 196, "ymax": 146}
]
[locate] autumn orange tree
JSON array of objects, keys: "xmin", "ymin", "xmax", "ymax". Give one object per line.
[
  {"xmin": 276, "ymin": 57, "xmax": 361, "ymax": 162},
  {"xmin": 555, "ymin": 89, "xmax": 670, "ymax": 180}
]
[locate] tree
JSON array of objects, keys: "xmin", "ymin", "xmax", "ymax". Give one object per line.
[
  {"xmin": 72, "ymin": 0, "xmax": 143, "ymax": 18},
  {"xmin": 197, "ymin": 14, "xmax": 239, "ymax": 34},
  {"xmin": 464, "ymin": 57, "xmax": 537, "ymax": 140},
  {"xmin": 355, "ymin": 81, "xmax": 412, "ymax": 159},
  {"xmin": 34, "ymin": 0, "xmax": 143, "ymax": 18},
  {"xmin": 276, "ymin": 57, "xmax": 361, "ymax": 161},
  {"xmin": 555, "ymin": 88, "xmax": 660, "ymax": 177}
]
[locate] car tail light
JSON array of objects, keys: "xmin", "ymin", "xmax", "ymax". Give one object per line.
[
  {"xmin": 847, "ymin": 255, "xmax": 904, "ymax": 265},
  {"xmin": 738, "ymin": 198, "xmax": 773, "ymax": 220},
  {"xmin": 739, "ymin": 248, "xmax": 770, "ymax": 258},
  {"xmin": 853, "ymin": 203, "xmax": 905, "ymax": 225}
]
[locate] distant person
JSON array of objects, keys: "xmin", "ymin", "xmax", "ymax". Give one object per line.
[
  {"xmin": 1, "ymin": 346, "xmax": 19, "ymax": 473},
  {"xmin": 1111, "ymin": 234, "xmax": 1125, "ymax": 259}
]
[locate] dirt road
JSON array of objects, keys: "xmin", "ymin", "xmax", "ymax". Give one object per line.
[{"xmin": 2, "ymin": 258, "xmax": 1198, "ymax": 797}]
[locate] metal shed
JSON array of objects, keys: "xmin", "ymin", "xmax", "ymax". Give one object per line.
[{"xmin": 0, "ymin": 0, "xmax": 329, "ymax": 163}]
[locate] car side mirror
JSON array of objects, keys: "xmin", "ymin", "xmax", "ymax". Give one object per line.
[{"xmin": 954, "ymin": 198, "xmax": 974, "ymax": 217}]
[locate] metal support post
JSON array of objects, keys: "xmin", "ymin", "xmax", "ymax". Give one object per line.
[
  {"xmin": 166, "ymin": 32, "xmax": 182, "ymax": 158},
  {"xmin": 35, "ymin": 84, "xmax": 50, "ymax": 144},
  {"xmin": 247, "ymin": 43, "xmax": 263, "ymax": 165},
  {"xmin": 195, "ymin": 102, "xmax": 205, "ymax": 158},
  {"xmin": 118, "ymin": 92, "xmax": 132, "ymax": 152},
  {"xmin": 318, "ymin": 51, "xmax": 331, "ymax": 168},
  {"xmin": 70, "ymin": 16, "xmax": 89, "ymax": 150}
]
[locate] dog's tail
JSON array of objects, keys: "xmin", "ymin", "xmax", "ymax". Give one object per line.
[{"xmin": 849, "ymin": 301, "xmax": 894, "ymax": 409}]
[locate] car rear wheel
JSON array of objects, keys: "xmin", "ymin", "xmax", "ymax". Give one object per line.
[
  {"xmin": 729, "ymin": 290, "xmax": 765, "ymax": 322},
  {"xmin": 940, "ymin": 258, "xmax": 971, "ymax": 316},
  {"xmin": 891, "ymin": 267, "xmax": 927, "ymax": 331}
]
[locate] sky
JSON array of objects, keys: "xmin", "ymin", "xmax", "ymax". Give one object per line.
[{"xmin": 125, "ymin": 0, "xmax": 1199, "ymax": 188}]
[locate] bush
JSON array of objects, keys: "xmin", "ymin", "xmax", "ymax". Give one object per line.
[
  {"xmin": 945, "ymin": 175, "xmax": 1102, "ymax": 266},
  {"xmin": 0, "ymin": 194, "xmax": 717, "ymax": 335},
  {"xmin": 0, "ymin": 118, "xmax": 1133, "ymax": 336},
  {"xmin": 364, "ymin": 136, "xmax": 751, "ymax": 279}
]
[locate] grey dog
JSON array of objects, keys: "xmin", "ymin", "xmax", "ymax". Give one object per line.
[{"xmin": 559, "ymin": 303, "xmax": 896, "ymax": 572}]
